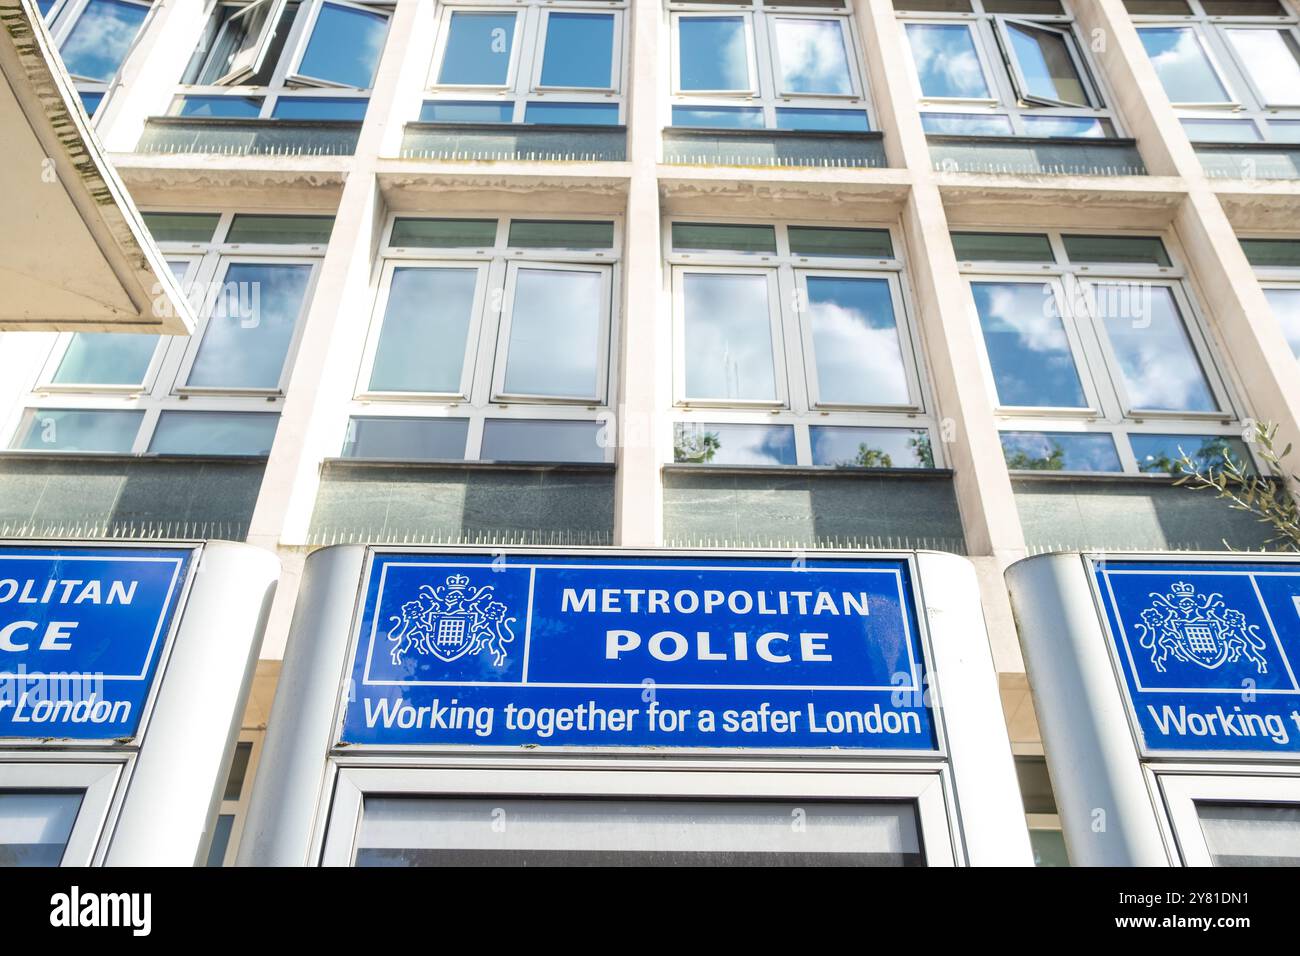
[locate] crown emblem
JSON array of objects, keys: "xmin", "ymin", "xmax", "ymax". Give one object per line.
[
  {"xmin": 446, "ymin": 574, "xmax": 470, "ymax": 588},
  {"xmin": 1135, "ymin": 581, "xmax": 1268, "ymax": 674},
  {"xmin": 1170, "ymin": 581, "xmax": 1195, "ymax": 597},
  {"xmin": 386, "ymin": 573, "xmax": 516, "ymax": 667}
]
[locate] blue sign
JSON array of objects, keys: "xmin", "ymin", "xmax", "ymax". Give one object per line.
[
  {"xmin": 1095, "ymin": 558, "xmax": 1300, "ymax": 755},
  {"xmin": 341, "ymin": 553, "xmax": 937, "ymax": 750},
  {"xmin": 0, "ymin": 545, "xmax": 194, "ymax": 740}
]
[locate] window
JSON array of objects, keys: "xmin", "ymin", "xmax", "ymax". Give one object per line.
[
  {"xmin": 174, "ymin": 0, "xmax": 390, "ymax": 121},
  {"xmin": 0, "ymin": 764, "xmax": 121, "ymax": 867},
  {"xmin": 1129, "ymin": 0, "xmax": 1300, "ymax": 143},
  {"xmin": 669, "ymin": 220, "xmax": 938, "ymax": 469},
  {"xmin": 425, "ymin": 2, "xmax": 625, "ymax": 126},
  {"xmin": 348, "ymin": 215, "xmax": 618, "ymax": 464},
  {"xmin": 44, "ymin": 0, "xmax": 153, "ymax": 113},
  {"xmin": 1158, "ymin": 773, "xmax": 1300, "ymax": 867},
  {"xmin": 670, "ymin": 1, "xmax": 872, "ymax": 133},
  {"xmin": 1242, "ymin": 236, "xmax": 1300, "ymax": 359},
  {"xmin": 897, "ymin": 0, "xmax": 1117, "ymax": 137},
  {"xmin": 958, "ymin": 229, "xmax": 1248, "ymax": 475},
  {"xmin": 12, "ymin": 212, "xmax": 328, "ymax": 457},
  {"xmin": 206, "ymin": 736, "xmax": 262, "ymax": 867}
]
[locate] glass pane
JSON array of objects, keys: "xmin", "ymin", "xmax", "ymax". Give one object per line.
[
  {"xmin": 673, "ymin": 423, "xmax": 797, "ymax": 465},
  {"xmin": 1000, "ymin": 431, "xmax": 1122, "ymax": 472},
  {"xmin": 15, "ymin": 409, "xmax": 143, "ymax": 453},
  {"xmin": 204, "ymin": 814, "xmax": 235, "ymax": 868},
  {"xmin": 1030, "ymin": 829, "xmax": 1070, "ymax": 867},
  {"xmin": 952, "ymin": 232, "xmax": 1052, "ymax": 262},
  {"xmin": 1268, "ymin": 120, "xmax": 1300, "ymax": 143},
  {"xmin": 419, "ymin": 100, "xmax": 513, "ymax": 123},
  {"xmin": 1181, "ymin": 118, "xmax": 1261, "ymax": 143},
  {"xmin": 806, "ymin": 276, "xmax": 909, "ymax": 405},
  {"xmin": 353, "ymin": 797, "xmax": 924, "ymax": 866},
  {"xmin": 683, "ymin": 273, "xmax": 777, "ymax": 401},
  {"xmin": 187, "ymin": 262, "xmax": 313, "ymax": 389},
  {"xmin": 971, "ymin": 281, "xmax": 1087, "ymax": 407},
  {"xmin": 369, "ymin": 268, "xmax": 477, "ymax": 393},
  {"xmin": 679, "ymin": 16, "xmax": 751, "ymax": 91},
  {"xmin": 1201, "ymin": 0, "xmax": 1286, "ymax": 12},
  {"xmin": 1138, "ymin": 27, "xmax": 1231, "ymax": 104},
  {"xmin": 1016, "ymin": 756, "xmax": 1058, "ymax": 815},
  {"xmin": 271, "ymin": 97, "xmax": 368, "ymax": 120},
  {"xmin": 37, "ymin": 0, "xmax": 56, "ymax": 15},
  {"xmin": 59, "ymin": 0, "xmax": 148, "ymax": 81},
  {"xmin": 810, "ymin": 426, "xmax": 934, "ymax": 468},
  {"xmin": 1264, "ymin": 288, "xmax": 1300, "ymax": 358},
  {"xmin": 438, "ymin": 12, "xmax": 516, "ymax": 85},
  {"xmin": 503, "ymin": 269, "xmax": 603, "ymax": 398},
  {"xmin": 79, "ymin": 91, "xmax": 104, "ymax": 116},
  {"xmin": 1123, "ymin": 0, "xmax": 1192, "ymax": 12},
  {"xmin": 1131, "ymin": 433, "xmax": 1251, "ymax": 475},
  {"xmin": 507, "ymin": 221, "xmax": 614, "ymax": 249},
  {"xmin": 143, "ymin": 212, "xmax": 220, "ymax": 244},
  {"xmin": 789, "ymin": 226, "xmax": 892, "ymax": 258},
  {"xmin": 53, "ymin": 333, "xmax": 158, "ymax": 386},
  {"xmin": 1226, "ymin": 29, "xmax": 1300, "ymax": 106},
  {"xmin": 1062, "ymin": 234, "xmax": 1171, "ymax": 266},
  {"xmin": 390, "ymin": 218, "xmax": 497, "ymax": 248},
  {"xmin": 905, "ymin": 23, "xmax": 991, "ymax": 99},
  {"xmin": 1245, "ymin": 240, "xmax": 1300, "ymax": 268},
  {"xmin": 342, "ymin": 417, "xmax": 468, "ymax": 460},
  {"xmin": 524, "ymin": 102, "xmax": 620, "ymax": 125},
  {"xmin": 1197, "ymin": 803, "xmax": 1300, "ymax": 867},
  {"xmin": 920, "ymin": 112, "xmax": 1014, "ymax": 136},
  {"xmin": 773, "ymin": 18, "xmax": 852, "ymax": 95},
  {"xmin": 176, "ymin": 95, "xmax": 263, "ymax": 118},
  {"xmin": 198, "ymin": 0, "xmax": 274, "ymax": 83},
  {"xmin": 672, "ymin": 222, "xmax": 777, "ymax": 253},
  {"xmin": 223, "ymin": 742, "xmax": 254, "ymax": 801},
  {"xmin": 893, "ymin": 1, "xmax": 973, "ymax": 10},
  {"xmin": 774, "ymin": 108, "xmax": 869, "ymax": 132},
  {"xmin": 539, "ymin": 13, "xmax": 614, "ymax": 89},
  {"xmin": 1021, "ymin": 116, "xmax": 1114, "ymax": 138},
  {"xmin": 1006, "ymin": 22, "xmax": 1088, "ymax": 106},
  {"xmin": 983, "ymin": 0, "xmax": 1065, "ymax": 11},
  {"xmin": 0, "ymin": 792, "xmax": 82, "ymax": 866},
  {"xmin": 479, "ymin": 420, "xmax": 605, "ymax": 463},
  {"xmin": 225, "ymin": 215, "xmax": 334, "ymax": 245},
  {"xmin": 671, "ymin": 105, "xmax": 765, "ymax": 129},
  {"xmin": 149, "ymin": 411, "xmax": 279, "ymax": 456},
  {"xmin": 296, "ymin": 2, "xmax": 388, "ymax": 88},
  {"xmin": 1093, "ymin": 284, "xmax": 1217, "ymax": 412}
]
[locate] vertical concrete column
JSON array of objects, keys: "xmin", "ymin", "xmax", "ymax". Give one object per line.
[{"xmin": 613, "ymin": 0, "xmax": 666, "ymax": 546}]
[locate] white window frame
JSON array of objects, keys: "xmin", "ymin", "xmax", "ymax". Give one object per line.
[
  {"xmin": 207, "ymin": 733, "xmax": 264, "ymax": 867},
  {"xmin": 45, "ymin": 0, "xmax": 153, "ymax": 110},
  {"xmin": 1246, "ymin": 237, "xmax": 1300, "ymax": 358},
  {"xmin": 1157, "ymin": 769, "xmax": 1300, "ymax": 866},
  {"xmin": 530, "ymin": 6, "xmax": 624, "ymax": 94},
  {"xmin": 205, "ymin": 0, "xmax": 289, "ymax": 86},
  {"xmin": 284, "ymin": 0, "xmax": 389, "ymax": 89},
  {"xmin": 0, "ymin": 760, "xmax": 123, "ymax": 866},
  {"xmin": 994, "ymin": 16, "xmax": 1100, "ymax": 110},
  {"xmin": 318, "ymin": 764, "xmax": 957, "ymax": 867}
]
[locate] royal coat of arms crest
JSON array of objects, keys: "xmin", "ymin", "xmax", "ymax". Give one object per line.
[
  {"xmin": 1135, "ymin": 581, "xmax": 1269, "ymax": 674},
  {"xmin": 386, "ymin": 573, "xmax": 516, "ymax": 667}
]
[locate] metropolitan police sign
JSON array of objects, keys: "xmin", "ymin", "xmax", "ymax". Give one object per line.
[
  {"xmin": 340, "ymin": 552, "xmax": 938, "ymax": 750},
  {"xmin": 0, "ymin": 544, "xmax": 195, "ymax": 741},
  {"xmin": 1094, "ymin": 557, "xmax": 1300, "ymax": 755}
]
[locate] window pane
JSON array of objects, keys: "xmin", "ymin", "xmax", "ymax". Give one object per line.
[
  {"xmin": 225, "ymin": 215, "xmax": 334, "ymax": 245},
  {"xmin": 176, "ymin": 95, "xmax": 263, "ymax": 118},
  {"xmin": 810, "ymin": 426, "xmax": 934, "ymax": 468},
  {"xmin": 1268, "ymin": 121, "xmax": 1300, "ymax": 144},
  {"xmin": 369, "ymin": 268, "xmax": 477, "ymax": 393},
  {"xmin": 1138, "ymin": 28, "xmax": 1231, "ymax": 104},
  {"xmin": 143, "ymin": 212, "xmax": 221, "ymax": 244},
  {"xmin": 419, "ymin": 100, "xmax": 513, "ymax": 123},
  {"xmin": 679, "ymin": 17, "xmax": 751, "ymax": 91},
  {"xmin": 1226, "ymin": 30, "xmax": 1300, "ymax": 107},
  {"xmin": 353, "ymin": 797, "xmax": 923, "ymax": 866},
  {"xmin": 79, "ymin": 91, "xmax": 104, "ymax": 116},
  {"xmin": 390, "ymin": 218, "xmax": 497, "ymax": 248},
  {"xmin": 1030, "ymin": 829, "xmax": 1070, "ymax": 867},
  {"xmin": 671, "ymin": 105, "xmax": 765, "ymax": 129},
  {"xmin": 149, "ymin": 411, "xmax": 279, "ymax": 456},
  {"xmin": 223, "ymin": 742, "xmax": 254, "ymax": 802},
  {"xmin": 972, "ymin": 281, "xmax": 1087, "ymax": 408},
  {"xmin": 296, "ymin": 2, "xmax": 388, "ymax": 88},
  {"xmin": 1130, "ymin": 434, "xmax": 1251, "ymax": 475},
  {"xmin": 1006, "ymin": 22, "xmax": 1088, "ymax": 106},
  {"xmin": 342, "ymin": 417, "xmax": 468, "ymax": 460},
  {"xmin": 523, "ymin": 102, "xmax": 620, "ymax": 126},
  {"xmin": 1062, "ymin": 235, "xmax": 1171, "ymax": 266},
  {"xmin": 774, "ymin": 108, "xmax": 869, "ymax": 132},
  {"xmin": 15, "ymin": 409, "xmax": 143, "ymax": 453},
  {"xmin": 271, "ymin": 97, "xmax": 368, "ymax": 120},
  {"xmin": 479, "ymin": 420, "xmax": 605, "ymax": 463},
  {"xmin": 807, "ymin": 277, "xmax": 909, "ymax": 405},
  {"xmin": 1181, "ymin": 118, "xmax": 1261, "ymax": 143},
  {"xmin": 1264, "ymin": 288, "xmax": 1300, "ymax": 358},
  {"xmin": 439, "ymin": 12, "xmax": 516, "ymax": 85},
  {"xmin": 502, "ymin": 268, "xmax": 603, "ymax": 398},
  {"xmin": 204, "ymin": 814, "xmax": 235, "ymax": 868},
  {"xmin": 187, "ymin": 262, "xmax": 313, "ymax": 389},
  {"xmin": 773, "ymin": 18, "xmax": 852, "ymax": 95},
  {"xmin": 672, "ymin": 222, "xmax": 777, "ymax": 254},
  {"xmin": 905, "ymin": 23, "xmax": 991, "ymax": 99},
  {"xmin": 539, "ymin": 13, "xmax": 614, "ymax": 89},
  {"xmin": 53, "ymin": 333, "xmax": 158, "ymax": 386},
  {"xmin": 1094, "ymin": 285, "xmax": 1217, "ymax": 412},
  {"xmin": 59, "ymin": 0, "xmax": 148, "ymax": 81},
  {"xmin": 0, "ymin": 793, "xmax": 83, "ymax": 866},
  {"xmin": 983, "ymin": 0, "xmax": 1064, "ymax": 11},
  {"xmin": 1245, "ymin": 240, "xmax": 1300, "ymax": 268},
  {"xmin": 1000, "ymin": 432, "xmax": 1122, "ymax": 472},
  {"xmin": 893, "ymin": 0, "xmax": 973, "ymax": 10},
  {"xmin": 507, "ymin": 221, "xmax": 614, "ymax": 249},
  {"xmin": 683, "ymin": 273, "xmax": 777, "ymax": 401},
  {"xmin": 921, "ymin": 112, "xmax": 1014, "ymax": 136},
  {"xmin": 789, "ymin": 226, "xmax": 893, "ymax": 258},
  {"xmin": 1197, "ymin": 804, "xmax": 1300, "ymax": 867},
  {"xmin": 1202, "ymin": 1, "xmax": 1287, "ymax": 17},
  {"xmin": 1123, "ymin": 0, "xmax": 1192, "ymax": 12},
  {"xmin": 952, "ymin": 232, "xmax": 1052, "ymax": 262},
  {"xmin": 673, "ymin": 423, "xmax": 797, "ymax": 465}
]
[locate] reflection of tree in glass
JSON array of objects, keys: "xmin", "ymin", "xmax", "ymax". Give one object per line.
[
  {"xmin": 908, "ymin": 432, "xmax": 934, "ymax": 468},
  {"xmin": 852, "ymin": 444, "xmax": 893, "ymax": 468},
  {"xmin": 1139, "ymin": 437, "xmax": 1243, "ymax": 475},
  {"xmin": 1005, "ymin": 441, "xmax": 1065, "ymax": 471},
  {"xmin": 674, "ymin": 428, "xmax": 721, "ymax": 463}
]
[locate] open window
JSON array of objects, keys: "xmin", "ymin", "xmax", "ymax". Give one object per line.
[
  {"xmin": 201, "ymin": 0, "xmax": 287, "ymax": 85},
  {"xmin": 995, "ymin": 18, "xmax": 1096, "ymax": 109}
]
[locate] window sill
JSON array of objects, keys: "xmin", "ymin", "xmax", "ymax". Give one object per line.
[
  {"xmin": 1009, "ymin": 470, "xmax": 1265, "ymax": 484},
  {"xmin": 663, "ymin": 464, "xmax": 953, "ymax": 479},
  {"xmin": 0, "ymin": 451, "xmax": 270, "ymax": 464},
  {"xmin": 322, "ymin": 457, "xmax": 614, "ymax": 473}
]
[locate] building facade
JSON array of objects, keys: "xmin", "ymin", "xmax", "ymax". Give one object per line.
[{"xmin": 5, "ymin": 0, "xmax": 1300, "ymax": 866}]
